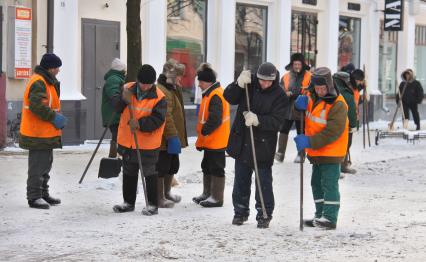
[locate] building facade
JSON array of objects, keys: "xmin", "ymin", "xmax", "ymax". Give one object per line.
[{"xmin": 1, "ymin": 0, "xmax": 425, "ymax": 146}]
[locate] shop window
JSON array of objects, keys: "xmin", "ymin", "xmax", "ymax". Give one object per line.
[
  {"xmin": 235, "ymin": 4, "xmax": 268, "ymax": 79},
  {"xmin": 338, "ymin": 16, "xmax": 361, "ymax": 70},
  {"xmin": 379, "ymin": 21, "xmax": 398, "ymax": 96},
  {"xmin": 415, "ymin": 25, "xmax": 426, "ymax": 93},
  {"xmin": 167, "ymin": 0, "xmax": 207, "ymax": 104},
  {"xmin": 291, "ymin": 11, "xmax": 317, "ymax": 69}
]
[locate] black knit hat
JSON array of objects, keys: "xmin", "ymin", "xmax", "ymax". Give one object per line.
[
  {"xmin": 40, "ymin": 53, "xmax": 62, "ymax": 69},
  {"xmin": 341, "ymin": 63, "xmax": 355, "ymax": 74},
  {"xmin": 137, "ymin": 64, "xmax": 157, "ymax": 84},
  {"xmin": 257, "ymin": 62, "xmax": 277, "ymax": 81},
  {"xmin": 285, "ymin": 53, "xmax": 310, "ymax": 71},
  {"xmin": 197, "ymin": 63, "xmax": 216, "ymax": 83}
]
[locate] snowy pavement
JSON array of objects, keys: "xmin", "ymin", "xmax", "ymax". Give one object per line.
[{"xmin": 1, "ymin": 121, "xmax": 426, "ymax": 261}]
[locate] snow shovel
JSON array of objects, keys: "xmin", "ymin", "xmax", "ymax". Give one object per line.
[
  {"xmin": 244, "ymin": 83, "xmax": 268, "ymax": 220},
  {"xmin": 299, "ymin": 111, "xmax": 305, "ymax": 231},
  {"xmin": 79, "ymin": 112, "xmax": 119, "ymax": 184}
]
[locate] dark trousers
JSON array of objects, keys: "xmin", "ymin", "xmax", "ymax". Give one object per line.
[
  {"xmin": 402, "ymin": 103, "xmax": 420, "ymax": 128},
  {"xmin": 280, "ymin": 119, "xmax": 302, "ymax": 135},
  {"xmin": 122, "ymin": 158, "xmax": 158, "ymax": 206},
  {"xmin": 201, "ymin": 150, "xmax": 225, "ymax": 177},
  {"xmin": 27, "ymin": 149, "xmax": 53, "ymax": 200},
  {"xmin": 156, "ymin": 150, "xmax": 180, "ymax": 177},
  {"xmin": 232, "ymin": 160, "xmax": 274, "ymax": 220}
]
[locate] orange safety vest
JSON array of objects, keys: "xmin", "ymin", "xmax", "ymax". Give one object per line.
[
  {"xmin": 117, "ymin": 82, "xmax": 165, "ymax": 150},
  {"xmin": 353, "ymin": 89, "xmax": 361, "ymax": 119},
  {"xmin": 196, "ymin": 85, "xmax": 230, "ymax": 149},
  {"xmin": 305, "ymin": 94, "xmax": 348, "ymax": 157},
  {"xmin": 20, "ymin": 74, "xmax": 62, "ymax": 138},
  {"xmin": 282, "ymin": 71, "xmax": 311, "ymax": 95}
]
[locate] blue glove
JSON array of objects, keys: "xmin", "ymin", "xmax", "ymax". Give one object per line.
[
  {"xmin": 294, "ymin": 95, "xmax": 308, "ymax": 110},
  {"xmin": 52, "ymin": 113, "xmax": 68, "ymax": 129},
  {"xmin": 294, "ymin": 134, "xmax": 311, "ymax": 152},
  {"xmin": 167, "ymin": 136, "xmax": 181, "ymax": 154}
]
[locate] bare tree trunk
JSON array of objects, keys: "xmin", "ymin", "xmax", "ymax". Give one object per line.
[{"xmin": 126, "ymin": 0, "xmax": 142, "ymax": 82}]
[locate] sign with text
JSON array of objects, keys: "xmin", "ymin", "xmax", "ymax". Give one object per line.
[
  {"xmin": 14, "ymin": 7, "xmax": 32, "ymax": 78},
  {"xmin": 384, "ymin": 0, "xmax": 404, "ymax": 31}
]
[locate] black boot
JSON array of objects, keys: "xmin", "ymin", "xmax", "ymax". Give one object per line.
[
  {"xmin": 28, "ymin": 198, "xmax": 50, "ymax": 209},
  {"xmin": 200, "ymin": 176, "xmax": 225, "ymax": 208},
  {"xmin": 313, "ymin": 217, "xmax": 336, "ymax": 230},
  {"xmin": 113, "ymin": 202, "xmax": 135, "ymax": 213},
  {"xmin": 142, "ymin": 176, "xmax": 159, "ymax": 216},
  {"xmin": 257, "ymin": 217, "xmax": 272, "ymax": 229},
  {"xmin": 42, "ymin": 194, "xmax": 61, "ymax": 205},
  {"xmin": 274, "ymin": 134, "xmax": 288, "ymax": 162},
  {"xmin": 303, "ymin": 217, "xmax": 319, "ymax": 227},
  {"xmin": 193, "ymin": 174, "xmax": 211, "ymax": 204},
  {"xmin": 141, "ymin": 205, "xmax": 158, "ymax": 216},
  {"xmin": 232, "ymin": 215, "xmax": 248, "ymax": 225}
]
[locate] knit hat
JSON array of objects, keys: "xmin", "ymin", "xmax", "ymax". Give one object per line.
[
  {"xmin": 197, "ymin": 63, "xmax": 216, "ymax": 83},
  {"xmin": 285, "ymin": 53, "xmax": 310, "ymax": 71},
  {"xmin": 257, "ymin": 62, "xmax": 277, "ymax": 81},
  {"xmin": 137, "ymin": 64, "xmax": 157, "ymax": 84},
  {"xmin": 40, "ymin": 53, "xmax": 62, "ymax": 69},
  {"xmin": 111, "ymin": 58, "xmax": 126, "ymax": 72}
]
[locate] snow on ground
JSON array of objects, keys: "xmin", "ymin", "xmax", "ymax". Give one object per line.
[{"xmin": 1, "ymin": 121, "xmax": 426, "ymax": 261}]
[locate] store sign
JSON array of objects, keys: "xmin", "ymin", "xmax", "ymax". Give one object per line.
[
  {"xmin": 14, "ymin": 7, "xmax": 32, "ymax": 78},
  {"xmin": 384, "ymin": 0, "xmax": 404, "ymax": 31}
]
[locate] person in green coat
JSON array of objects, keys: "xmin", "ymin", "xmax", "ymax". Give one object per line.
[
  {"xmin": 333, "ymin": 71, "xmax": 358, "ymax": 175},
  {"xmin": 101, "ymin": 58, "xmax": 126, "ymax": 157}
]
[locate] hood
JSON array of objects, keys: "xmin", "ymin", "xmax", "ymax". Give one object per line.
[
  {"xmin": 333, "ymin": 71, "xmax": 352, "ymax": 92},
  {"xmin": 104, "ymin": 69, "xmax": 125, "ymax": 81},
  {"xmin": 311, "ymin": 67, "xmax": 339, "ymax": 103},
  {"xmin": 401, "ymin": 69, "xmax": 415, "ymax": 82}
]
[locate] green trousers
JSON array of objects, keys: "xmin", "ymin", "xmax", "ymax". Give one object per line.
[{"xmin": 311, "ymin": 163, "xmax": 341, "ymax": 224}]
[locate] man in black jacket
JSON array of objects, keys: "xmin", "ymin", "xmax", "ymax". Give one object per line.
[
  {"xmin": 224, "ymin": 62, "xmax": 288, "ymax": 228},
  {"xmin": 396, "ymin": 69, "xmax": 424, "ymax": 130}
]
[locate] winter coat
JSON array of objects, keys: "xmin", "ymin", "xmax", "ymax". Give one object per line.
[
  {"xmin": 156, "ymin": 74, "xmax": 188, "ymax": 151},
  {"xmin": 281, "ymin": 70, "xmax": 311, "ymax": 120},
  {"xmin": 333, "ymin": 72, "xmax": 358, "ymax": 129},
  {"xmin": 101, "ymin": 69, "xmax": 125, "ymax": 127},
  {"xmin": 19, "ymin": 66, "xmax": 62, "ymax": 150},
  {"xmin": 396, "ymin": 69, "xmax": 424, "ymax": 106},
  {"xmin": 114, "ymin": 83, "xmax": 167, "ymax": 165},
  {"xmin": 224, "ymin": 73, "xmax": 289, "ymax": 168},
  {"xmin": 305, "ymin": 69, "xmax": 348, "ymax": 164}
]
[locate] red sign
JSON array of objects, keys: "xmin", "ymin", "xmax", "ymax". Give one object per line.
[{"xmin": 15, "ymin": 68, "xmax": 32, "ymax": 79}]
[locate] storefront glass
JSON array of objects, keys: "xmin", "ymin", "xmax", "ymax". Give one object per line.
[
  {"xmin": 379, "ymin": 21, "xmax": 398, "ymax": 96},
  {"xmin": 166, "ymin": 0, "xmax": 207, "ymax": 104},
  {"xmin": 414, "ymin": 25, "xmax": 426, "ymax": 93},
  {"xmin": 291, "ymin": 11, "xmax": 317, "ymax": 69},
  {"xmin": 338, "ymin": 16, "xmax": 361, "ymax": 70},
  {"xmin": 234, "ymin": 4, "xmax": 267, "ymax": 79}
]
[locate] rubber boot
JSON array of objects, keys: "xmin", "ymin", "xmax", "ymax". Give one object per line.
[
  {"xmin": 164, "ymin": 175, "xmax": 181, "ymax": 203},
  {"xmin": 200, "ymin": 176, "xmax": 225, "ymax": 208},
  {"xmin": 193, "ymin": 175, "xmax": 211, "ymax": 204},
  {"xmin": 274, "ymin": 134, "xmax": 288, "ymax": 162},
  {"xmin": 157, "ymin": 177, "xmax": 175, "ymax": 208},
  {"xmin": 109, "ymin": 140, "xmax": 117, "ymax": 158}
]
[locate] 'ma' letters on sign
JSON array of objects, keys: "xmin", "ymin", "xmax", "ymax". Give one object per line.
[{"xmin": 384, "ymin": 0, "xmax": 404, "ymax": 31}]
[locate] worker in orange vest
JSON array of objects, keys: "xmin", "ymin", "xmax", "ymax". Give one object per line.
[
  {"xmin": 193, "ymin": 63, "xmax": 230, "ymax": 208},
  {"xmin": 112, "ymin": 65, "xmax": 167, "ymax": 216},
  {"xmin": 20, "ymin": 53, "xmax": 67, "ymax": 209},
  {"xmin": 275, "ymin": 53, "xmax": 311, "ymax": 163},
  {"xmin": 294, "ymin": 67, "xmax": 348, "ymax": 230}
]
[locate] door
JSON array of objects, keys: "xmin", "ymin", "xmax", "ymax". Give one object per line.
[
  {"xmin": 291, "ymin": 11, "xmax": 318, "ymax": 69},
  {"xmin": 82, "ymin": 19, "xmax": 120, "ymax": 140}
]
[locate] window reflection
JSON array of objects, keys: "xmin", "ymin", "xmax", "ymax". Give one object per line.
[
  {"xmin": 234, "ymin": 4, "xmax": 267, "ymax": 79},
  {"xmin": 338, "ymin": 16, "xmax": 361, "ymax": 70},
  {"xmin": 291, "ymin": 11, "xmax": 317, "ymax": 70},
  {"xmin": 167, "ymin": 0, "xmax": 207, "ymax": 104}
]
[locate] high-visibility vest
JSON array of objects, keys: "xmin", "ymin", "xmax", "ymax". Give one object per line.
[
  {"xmin": 20, "ymin": 74, "xmax": 61, "ymax": 138},
  {"xmin": 353, "ymin": 89, "xmax": 361, "ymax": 119},
  {"xmin": 117, "ymin": 82, "xmax": 165, "ymax": 150},
  {"xmin": 282, "ymin": 71, "xmax": 311, "ymax": 95},
  {"xmin": 305, "ymin": 94, "xmax": 348, "ymax": 157},
  {"xmin": 196, "ymin": 86, "xmax": 230, "ymax": 149}
]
